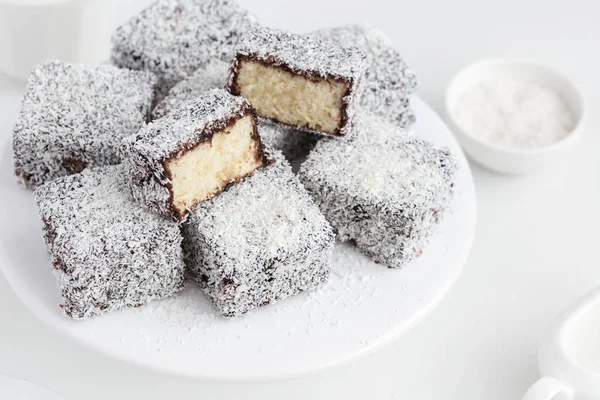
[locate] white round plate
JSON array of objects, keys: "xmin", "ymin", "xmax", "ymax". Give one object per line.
[
  {"xmin": 0, "ymin": 375, "xmax": 65, "ymax": 400},
  {"xmin": 0, "ymin": 96, "xmax": 476, "ymax": 381}
]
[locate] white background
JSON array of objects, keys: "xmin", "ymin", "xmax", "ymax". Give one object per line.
[{"xmin": 1, "ymin": 0, "xmax": 599, "ymax": 399}]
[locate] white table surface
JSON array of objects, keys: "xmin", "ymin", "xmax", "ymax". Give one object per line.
[{"xmin": 1, "ymin": 0, "xmax": 599, "ymax": 399}]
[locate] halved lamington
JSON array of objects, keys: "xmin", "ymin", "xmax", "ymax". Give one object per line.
[
  {"xmin": 34, "ymin": 165, "xmax": 185, "ymax": 320},
  {"xmin": 124, "ymin": 89, "xmax": 270, "ymax": 221},
  {"xmin": 227, "ymin": 27, "xmax": 368, "ymax": 136},
  {"xmin": 299, "ymin": 115, "xmax": 456, "ymax": 269},
  {"xmin": 12, "ymin": 61, "xmax": 156, "ymax": 189},
  {"xmin": 152, "ymin": 59, "xmax": 319, "ymax": 159},
  {"xmin": 111, "ymin": 0, "xmax": 256, "ymax": 98},
  {"xmin": 314, "ymin": 24, "xmax": 418, "ymax": 129},
  {"xmin": 183, "ymin": 152, "xmax": 335, "ymax": 318}
]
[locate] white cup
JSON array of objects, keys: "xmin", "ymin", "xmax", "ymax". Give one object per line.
[
  {"xmin": 0, "ymin": 0, "xmax": 152, "ymax": 81},
  {"xmin": 523, "ymin": 287, "xmax": 600, "ymax": 400}
]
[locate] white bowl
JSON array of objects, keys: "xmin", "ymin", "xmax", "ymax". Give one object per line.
[{"xmin": 444, "ymin": 59, "xmax": 585, "ymax": 175}]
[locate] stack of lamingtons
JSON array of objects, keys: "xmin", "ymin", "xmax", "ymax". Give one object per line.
[{"xmin": 12, "ymin": 0, "xmax": 457, "ymax": 320}]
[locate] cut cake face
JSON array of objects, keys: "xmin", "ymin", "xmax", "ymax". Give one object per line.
[
  {"xmin": 152, "ymin": 58, "xmax": 320, "ymax": 160},
  {"xmin": 227, "ymin": 27, "xmax": 368, "ymax": 136},
  {"xmin": 124, "ymin": 89, "xmax": 270, "ymax": 221}
]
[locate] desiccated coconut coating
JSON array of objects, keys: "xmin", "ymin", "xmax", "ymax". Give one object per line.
[
  {"xmin": 183, "ymin": 151, "xmax": 335, "ymax": 318},
  {"xmin": 314, "ymin": 24, "xmax": 418, "ymax": 129},
  {"xmin": 232, "ymin": 27, "xmax": 367, "ymax": 85},
  {"xmin": 12, "ymin": 60, "xmax": 156, "ymax": 189},
  {"xmin": 258, "ymin": 120, "xmax": 319, "ymax": 161},
  {"xmin": 123, "ymin": 88, "xmax": 269, "ymax": 221},
  {"xmin": 345, "ymin": 111, "xmax": 413, "ymax": 145},
  {"xmin": 227, "ymin": 27, "xmax": 368, "ymax": 136},
  {"xmin": 152, "ymin": 59, "xmax": 230, "ymax": 120},
  {"xmin": 299, "ymin": 115, "xmax": 456, "ymax": 269},
  {"xmin": 111, "ymin": 0, "xmax": 256, "ymax": 98},
  {"xmin": 34, "ymin": 165, "xmax": 185, "ymax": 320},
  {"xmin": 151, "ymin": 60, "xmax": 319, "ymax": 159}
]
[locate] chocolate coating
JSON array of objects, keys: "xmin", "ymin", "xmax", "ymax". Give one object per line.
[
  {"xmin": 227, "ymin": 27, "xmax": 368, "ymax": 136},
  {"xmin": 299, "ymin": 113, "xmax": 456, "ymax": 268},
  {"xmin": 13, "ymin": 61, "xmax": 156, "ymax": 189},
  {"xmin": 111, "ymin": 0, "xmax": 256, "ymax": 98},
  {"xmin": 152, "ymin": 59, "xmax": 319, "ymax": 160},
  {"xmin": 34, "ymin": 165, "xmax": 185, "ymax": 320},
  {"xmin": 183, "ymin": 151, "xmax": 335, "ymax": 318},
  {"xmin": 314, "ymin": 24, "xmax": 417, "ymax": 129},
  {"xmin": 123, "ymin": 89, "xmax": 269, "ymax": 221}
]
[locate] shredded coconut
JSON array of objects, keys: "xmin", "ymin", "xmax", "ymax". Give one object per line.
[
  {"xmin": 183, "ymin": 151, "xmax": 335, "ymax": 318},
  {"xmin": 313, "ymin": 24, "xmax": 417, "ymax": 129},
  {"xmin": 227, "ymin": 27, "xmax": 368, "ymax": 136},
  {"xmin": 34, "ymin": 165, "xmax": 185, "ymax": 320},
  {"xmin": 299, "ymin": 113, "xmax": 457, "ymax": 268},
  {"xmin": 152, "ymin": 59, "xmax": 231, "ymax": 120},
  {"xmin": 151, "ymin": 59, "xmax": 319, "ymax": 160},
  {"xmin": 233, "ymin": 27, "xmax": 367, "ymax": 84},
  {"xmin": 123, "ymin": 88, "xmax": 265, "ymax": 221},
  {"xmin": 12, "ymin": 60, "xmax": 156, "ymax": 188},
  {"xmin": 453, "ymin": 78, "xmax": 575, "ymax": 150},
  {"xmin": 111, "ymin": 0, "xmax": 257, "ymax": 97}
]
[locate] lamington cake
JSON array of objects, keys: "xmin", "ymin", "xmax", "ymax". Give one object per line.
[
  {"xmin": 123, "ymin": 89, "xmax": 270, "ymax": 221},
  {"xmin": 111, "ymin": 0, "xmax": 256, "ymax": 98},
  {"xmin": 299, "ymin": 114, "xmax": 457, "ymax": 269},
  {"xmin": 314, "ymin": 24, "xmax": 418, "ymax": 129},
  {"xmin": 34, "ymin": 165, "xmax": 185, "ymax": 320},
  {"xmin": 152, "ymin": 59, "xmax": 319, "ymax": 159},
  {"xmin": 183, "ymin": 151, "xmax": 335, "ymax": 318},
  {"xmin": 12, "ymin": 61, "xmax": 156, "ymax": 189},
  {"xmin": 227, "ymin": 27, "xmax": 368, "ymax": 136}
]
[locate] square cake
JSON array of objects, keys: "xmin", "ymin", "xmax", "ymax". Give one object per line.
[
  {"xmin": 183, "ymin": 151, "xmax": 335, "ymax": 318},
  {"xmin": 111, "ymin": 0, "xmax": 256, "ymax": 98},
  {"xmin": 152, "ymin": 59, "xmax": 319, "ymax": 159},
  {"xmin": 34, "ymin": 165, "xmax": 185, "ymax": 320},
  {"xmin": 123, "ymin": 89, "xmax": 270, "ymax": 221},
  {"xmin": 299, "ymin": 114, "xmax": 457, "ymax": 269},
  {"xmin": 227, "ymin": 27, "xmax": 368, "ymax": 136},
  {"xmin": 12, "ymin": 60, "xmax": 156, "ymax": 189},
  {"xmin": 314, "ymin": 24, "xmax": 418, "ymax": 129}
]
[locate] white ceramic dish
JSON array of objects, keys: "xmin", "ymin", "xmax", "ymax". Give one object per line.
[
  {"xmin": 523, "ymin": 286, "xmax": 600, "ymax": 400},
  {"xmin": 0, "ymin": 375, "xmax": 65, "ymax": 400},
  {"xmin": 445, "ymin": 59, "xmax": 585, "ymax": 175},
  {"xmin": 0, "ymin": 97, "xmax": 476, "ymax": 381}
]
